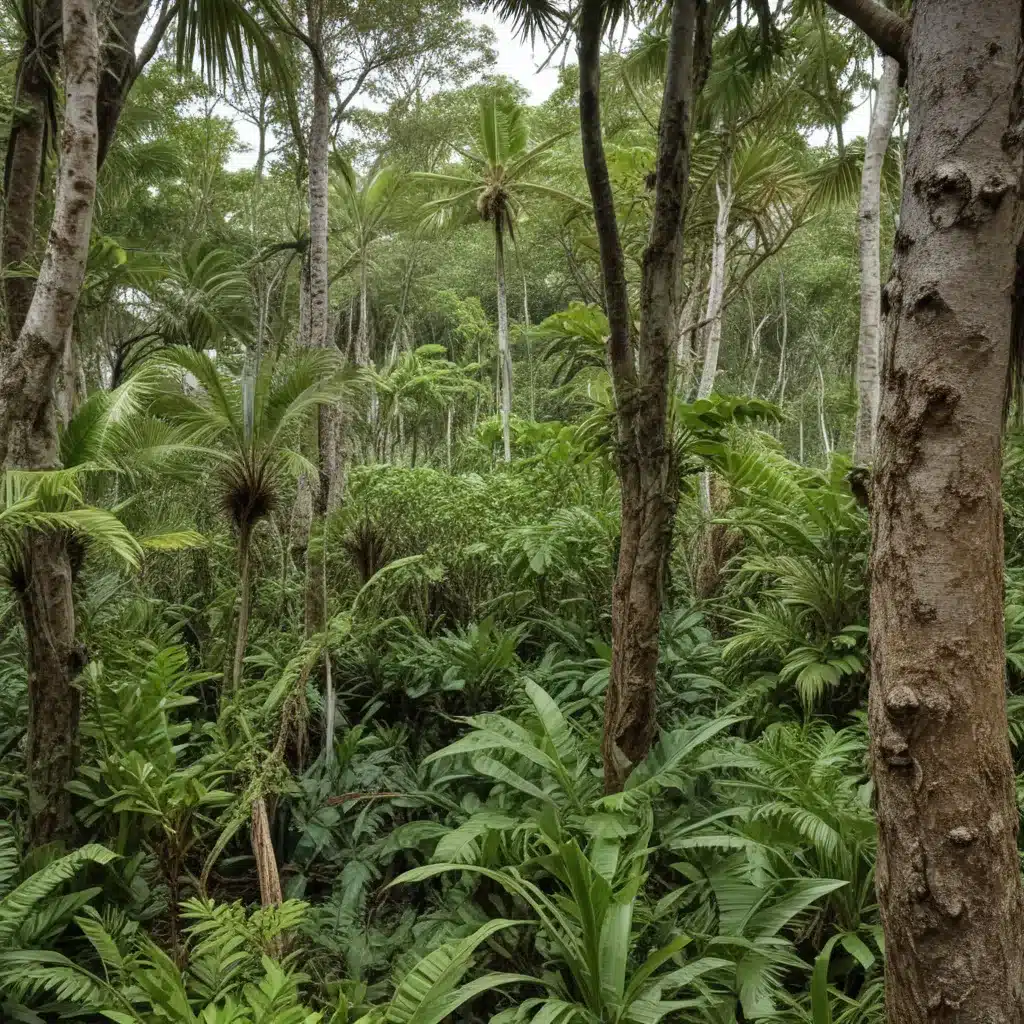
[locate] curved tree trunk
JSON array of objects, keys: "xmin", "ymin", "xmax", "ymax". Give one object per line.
[
  {"xmin": 494, "ymin": 219, "xmax": 513, "ymax": 463},
  {"xmin": 868, "ymin": 2, "xmax": 1024, "ymax": 1019},
  {"xmin": 580, "ymin": 0, "xmax": 700, "ymax": 793},
  {"xmin": 852, "ymin": 54, "xmax": 899, "ymax": 465},
  {"xmin": 0, "ymin": 0, "xmax": 100, "ymax": 848}
]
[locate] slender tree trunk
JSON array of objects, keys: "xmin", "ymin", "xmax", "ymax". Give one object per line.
[
  {"xmin": 579, "ymin": 0, "xmax": 701, "ymax": 793},
  {"xmin": 817, "ymin": 363, "xmax": 831, "ymax": 457},
  {"xmin": 853, "ymin": 54, "xmax": 899, "ymax": 465},
  {"xmin": 304, "ymin": 4, "xmax": 337, "ymax": 759},
  {"xmin": 229, "ymin": 523, "xmax": 253, "ymax": 692},
  {"xmin": 0, "ymin": 0, "xmax": 100, "ymax": 849},
  {"xmin": 696, "ymin": 171, "xmax": 733, "ymax": 400},
  {"xmin": 357, "ymin": 258, "xmax": 370, "ymax": 367},
  {"xmin": 494, "ymin": 219, "xmax": 513, "ymax": 463},
  {"xmin": 866, "ymin": 3, "xmax": 1024, "ymax": 1020}
]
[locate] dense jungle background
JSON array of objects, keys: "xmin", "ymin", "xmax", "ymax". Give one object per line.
[{"xmin": 0, "ymin": 0, "xmax": 1015, "ymax": 1021}]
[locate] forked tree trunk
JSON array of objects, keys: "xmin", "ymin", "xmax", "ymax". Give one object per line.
[
  {"xmin": 0, "ymin": 0, "xmax": 100, "ymax": 848},
  {"xmin": 494, "ymin": 219, "xmax": 513, "ymax": 463},
  {"xmin": 579, "ymin": 0, "xmax": 700, "ymax": 793},
  {"xmin": 865, "ymin": 1, "xmax": 1024, "ymax": 1018},
  {"xmin": 852, "ymin": 54, "xmax": 899, "ymax": 465}
]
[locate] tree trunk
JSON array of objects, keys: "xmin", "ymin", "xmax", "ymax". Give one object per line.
[
  {"xmin": 251, "ymin": 796, "xmax": 283, "ymax": 907},
  {"xmin": 696, "ymin": 171, "xmax": 733, "ymax": 400},
  {"xmin": 578, "ymin": 0, "xmax": 700, "ymax": 793},
  {"xmin": 868, "ymin": 3, "xmax": 1024, "ymax": 1020},
  {"xmin": 494, "ymin": 219, "xmax": 513, "ymax": 463},
  {"xmin": 0, "ymin": 0, "xmax": 100, "ymax": 849},
  {"xmin": 853, "ymin": 54, "xmax": 899, "ymax": 465},
  {"xmin": 229, "ymin": 522, "xmax": 253, "ymax": 692},
  {"xmin": 304, "ymin": 3, "xmax": 337, "ymax": 760},
  {"xmin": 2, "ymin": 0, "xmax": 62, "ymax": 347},
  {"xmin": 357, "ymin": 257, "xmax": 370, "ymax": 367}
]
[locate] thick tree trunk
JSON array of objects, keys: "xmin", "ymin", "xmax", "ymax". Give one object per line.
[
  {"xmin": 868, "ymin": 3, "xmax": 1024, "ymax": 1021},
  {"xmin": 494, "ymin": 219, "xmax": 513, "ymax": 463},
  {"xmin": 0, "ymin": 0, "xmax": 100, "ymax": 848},
  {"xmin": 579, "ymin": 0, "xmax": 699, "ymax": 793},
  {"xmin": 695, "ymin": 172, "xmax": 732, "ymax": 400},
  {"xmin": 853, "ymin": 55, "xmax": 899, "ymax": 465},
  {"xmin": 20, "ymin": 531, "xmax": 81, "ymax": 847}
]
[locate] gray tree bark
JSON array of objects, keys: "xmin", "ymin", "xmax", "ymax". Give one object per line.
[
  {"xmin": 0, "ymin": 0, "xmax": 100, "ymax": 847},
  {"xmin": 852, "ymin": 55, "xmax": 899, "ymax": 465},
  {"xmin": 867, "ymin": 3, "xmax": 1024, "ymax": 1021},
  {"xmin": 696, "ymin": 171, "xmax": 733, "ymax": 400}
]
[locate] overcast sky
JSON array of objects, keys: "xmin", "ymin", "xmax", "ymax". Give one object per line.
[{"xmin": 226, "ymin": 11, "xmax": 875, "ymax": 168}]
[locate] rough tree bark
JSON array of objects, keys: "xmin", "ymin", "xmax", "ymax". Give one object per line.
[
  {"xmin": 2, "ymin": 0, "xmax": 62, "ymax": 346},
  {"xmin": 579, "ymin": 0, "xmax": 702, "ymax": 792},
  {"xmin": 845, "ymin": 1, "xmax": 1024, "ymax": 1020},
  {"xmin": 0, "ymin": 0, "xmax": 100, "ymax": 847},
  {"xmin": 494, "ymin": 218, "xmax": 513, "ymax": 463},
  {"xmin": 852, "ymin": 54, "xmax": 899, "ymax": 465}
]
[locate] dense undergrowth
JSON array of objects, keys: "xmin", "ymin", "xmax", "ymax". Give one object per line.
[{"xmin": 2, "ymin": 360, "xmax": 1023, "ymax": 1024}]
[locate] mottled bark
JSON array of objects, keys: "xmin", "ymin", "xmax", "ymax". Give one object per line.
[
  {"xmin": 579, "ymin": 0, "xmax": 699, "ymax": 793},
  {"xmin": 853, "ymin": 55, "xmax": 899, "ymax": 465},
  {"xmin": 3, "ymin": 0, "xmax": 62, "ymax": 345},
  {"xmin": 868, "ymin": 3, "xmax": 1024, "ymax": 1021},
  {"xmin": 494, "ymin": 219, "xmax": 513, "ymax": 463},
  {"xmin": 0, "ymin": 0, "xmax": 100, "ymax": 848}
]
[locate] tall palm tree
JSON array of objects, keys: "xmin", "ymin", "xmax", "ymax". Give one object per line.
[{"xmin": 416, "ymin": 95, "xmax": 581, "ymax": 462}]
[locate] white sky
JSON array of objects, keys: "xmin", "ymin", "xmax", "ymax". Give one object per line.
[{"xmin": 225, "ymin": 10, "xmax": 875, "ymax": 168}]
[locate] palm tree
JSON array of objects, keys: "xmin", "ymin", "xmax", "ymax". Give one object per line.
[
  {"xmin": 153, "ymin": 346, "xmax": 343, "ymax": 694},
  {"xmin": 416, "ymin": 94, "xmax": 580, "ymax": 463},
  {"xmin": 331, "ymin": 158, "xmax": 404, "ymax": 371}
]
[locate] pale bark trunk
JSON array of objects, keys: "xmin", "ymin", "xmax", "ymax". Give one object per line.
[
  {"xmin": 0, "ymin": 0, "xmax": 100, "ymax": 848},
  {"xmin": 675, "ymin": 268, "xmax": 700, "ymax": 397},
  {"xmin": 494, "ymin": 219, "xmax": 513, "ymax": 463},
  {"xmin": 696, "ymin": 173, "xmax": 732, "ymax": 400},
  {"xmin": 853, "ymin": 55, "xmax": 899, "ymax": 465},
  {"xmin": 868, "ymin": 3, "xmax": 1024, "ymax": 1021},
  {"xmin": 817, "ymin": 363, "xmax": 831, "ymax": 456}
]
